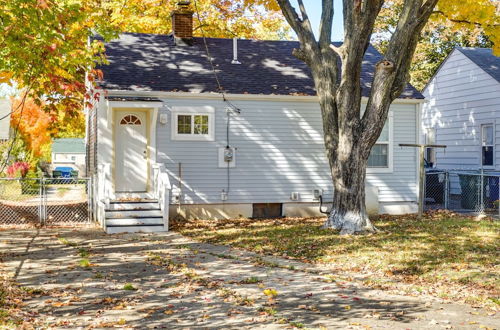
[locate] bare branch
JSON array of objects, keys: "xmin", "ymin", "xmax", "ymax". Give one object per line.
[
  {"xmin": 276, "ymin": 0, "xmax": 305, "ymax": 35},
  {"xmin": 432, "ymin": 10, "xmax": 500, "ymax": 27},
  {"xmin": 319, "ymin": 0, "xmax": 334, "ymax": 47},
  {"xmin": 297, "ymin": 0, "xmax": 313, "ymax": 32}
]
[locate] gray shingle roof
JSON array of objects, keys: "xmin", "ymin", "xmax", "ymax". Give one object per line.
[
  {"xmin": 457, "ymin": 47, "xmax": 500, "ymax": 83},
  {"xmin": 96, "ymin": 33, "xmax": 423, "ymax": 99},
  {"xmin": 52, "ymin": 138, "xmax": 85, "ymax": 154}
]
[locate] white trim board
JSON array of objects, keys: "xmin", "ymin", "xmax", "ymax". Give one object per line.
[{"xmin": 104, "ymin": 90, "xmax": 425, "ymax": 104}]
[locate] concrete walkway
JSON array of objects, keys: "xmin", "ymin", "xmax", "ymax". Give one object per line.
[{"xmin": 0, "ymin": 228, "xmax": 497, "ymax": 329}]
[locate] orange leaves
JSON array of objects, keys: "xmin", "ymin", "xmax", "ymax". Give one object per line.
[{"xmin": 10, "ymin": 96, "xmax": 53, "ymax": 158}]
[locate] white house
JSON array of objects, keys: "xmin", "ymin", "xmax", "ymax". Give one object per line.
[
  {"xmin": 51, "ymin": 138, "xmax": 86, "ymax": 175},
  {"xmin": 422, "ymin": 48, "xmax": 500, "ymax": 176},
  {"xmin": 86, "ymin": 7, "xmax": 423, "ymax": 233},
  {"xmin": 0, "ymin": 98, "xmax": 11, "ymax": 141}
]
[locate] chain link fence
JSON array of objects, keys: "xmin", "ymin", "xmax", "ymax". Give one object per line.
[
  {"xmin": 0, "ymin": 177, "xmax": 92, "ymax": 227},
  {"xmin": 425, "ymin": 170, "xmax": 500, "ymax": 217}
]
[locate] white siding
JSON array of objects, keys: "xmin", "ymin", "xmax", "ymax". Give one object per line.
[
  {"xmin": 156, "ymin": 97, "xmax": 418, "ymax": 207},
  {"xmin": 423, "ymin": 49, "xmax": 500, "ymax": 173}
]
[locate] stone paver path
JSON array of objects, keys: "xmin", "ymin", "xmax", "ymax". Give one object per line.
[{"xmin": 0, "ymin": 228, "xmax": 498, "ymax": 329}]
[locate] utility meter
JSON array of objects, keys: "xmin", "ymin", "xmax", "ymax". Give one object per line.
[{"xmin": 224, "ymin": 147, "xmax": 234, "ymax": 162}]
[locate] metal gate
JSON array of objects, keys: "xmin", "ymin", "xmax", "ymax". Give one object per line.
[{"xmin": 0, "ymin": 177, "xmax": 92, "ymax": 226}]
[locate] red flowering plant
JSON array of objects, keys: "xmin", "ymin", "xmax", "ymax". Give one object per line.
[{"xmin": 6, "ymin": 162, "xmax": 30, "ymax": 178}]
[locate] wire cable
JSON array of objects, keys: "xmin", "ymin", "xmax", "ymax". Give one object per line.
[
  {"xmin": 192, "ymin": 0, "xmax": 242, "ymax": 113},
  {"xmin": 193, "ymin": 0, "xmax": 242, "ymax": 197}
]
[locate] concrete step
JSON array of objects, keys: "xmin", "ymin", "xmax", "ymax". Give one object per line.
[
  {"xmin": 105, "ymin": 209, "xmax": 163, "ymax": 218},
  {"xmin": 106, "ymin": 224, "xmax": 166, "ymax": 234},
  {"xmin": 107, "ymin": 201, "xmax": 160, "ymax": 211},
  {"xmin": 106, "ymin": 218, "xmax": 164, "ymax": 226}
]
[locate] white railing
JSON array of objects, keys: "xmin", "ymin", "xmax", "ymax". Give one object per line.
[
  {"xmin": 153, "ymin": 163, "xmax": 171, "ymax": 230},
  {"xmin": 96, "ymin": 163, "xmax": 111, "ymax": 228}
]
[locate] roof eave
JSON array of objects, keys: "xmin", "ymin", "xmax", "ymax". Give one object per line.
[{"xmin": 102, "ymin": 89, "xmax": 425, "ymax": 104}]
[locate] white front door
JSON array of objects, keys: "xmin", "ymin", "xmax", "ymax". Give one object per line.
[{"xmin": 115, "ymin": 111, "xmax": 148, "ymax": 192}]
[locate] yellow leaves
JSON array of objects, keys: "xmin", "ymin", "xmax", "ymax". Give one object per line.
[
  {"xmin": 263, "ymin": 288, "xmax": 278, "ymax": 297},
  {"xmin": 0, "ymin": 72, "xmax": 13, "ymax": 84}
]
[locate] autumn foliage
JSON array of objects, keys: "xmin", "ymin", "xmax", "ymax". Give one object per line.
[
  {"xmin": 6, "ymin": 161, "xmax": 30, "ymax": 178},
  {"xmin": 10, "ymin": 96, "xmax": 53, "ymax": 158}
]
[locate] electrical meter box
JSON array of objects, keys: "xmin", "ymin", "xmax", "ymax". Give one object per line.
[
  {"xmin": 219, "ymin": 147, "xmax": 236, "ymax": 168},
  {"xmin": 224, "ymin": 147, "xmax": 234, "ymax": 162}
]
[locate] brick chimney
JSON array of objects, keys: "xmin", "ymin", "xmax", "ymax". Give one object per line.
[{"xmin": 171, "ymin": 1, "xmax": 193, "ymax": 46}]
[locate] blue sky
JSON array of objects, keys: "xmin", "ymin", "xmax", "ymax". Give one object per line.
[{"xmin": 289, "ymin": 1, "xmax": 344, "ymax": 41}]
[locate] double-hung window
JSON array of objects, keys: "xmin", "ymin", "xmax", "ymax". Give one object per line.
[
  {"xmin": 171, "ymin": 106, "xmax": 215, "ymax": 141},
  {"xmin": 367, "ymin": 112, "xmax": 393, "ymax": 172},
  {"xmin": 481, "ymin": 123, "xmax": 494, "ymax": 167}
]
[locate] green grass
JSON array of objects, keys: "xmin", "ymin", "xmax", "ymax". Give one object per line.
[
  {"xmin": 78, "ymin": 258, "xmax": 92, "ymax": 268},
  {"xmin": 123, "ymin": 283, "xmax": 137, "ymax": 291},
  {"xmin": 240, "ymin": 276, "xmax": 262, "ymax": 284},
  {"xmin": 173, "ymin": 212, "xmax": 500, "ymax": 307},
  {"xmin": 78, "ymin": 248, "xmax": 90, "ymax": 258},
  {"xmin": 0, "ymin": 181, "xmax": 39, "ymax": 202},
  {"xmin": 58, "ymin": 237, "xmax": 77, "ymax": 247}
]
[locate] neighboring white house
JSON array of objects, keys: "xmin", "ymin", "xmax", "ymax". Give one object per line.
[
  {"xmin": 422, "ymin": 48, "xmax": 500, "ymax": 173},
  {"xmin": 0, "ymin": 98, "xmax": 11, "ymax": 141},
  {"xmin": 51, "ymin": 138, "xmax": 86, "ymax": 175},
  {"xmin": 86, "ymin": 7, "xmax": 423, "ymax": 233}
]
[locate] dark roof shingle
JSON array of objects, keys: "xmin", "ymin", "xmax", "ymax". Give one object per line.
[
  {"xmin": 96, "ymin": 33, "xmax": 423, "ymax": 99},
  {"xmin": 457, "ymin": 47, "xmax": 500, "ymax": 83}
]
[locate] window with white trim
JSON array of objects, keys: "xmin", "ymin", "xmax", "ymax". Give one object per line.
[
  {"xmin": 481, "ymin": 123, "xmax": 494, "ymax": 166},
  {"xmin": 367, "ymin": 112, "xmax": 393, "ymax": 172},
  {"xmin": 171, "ymin": 107, "xmax": 215, "ymax": 141},
  {"xmin": 368, "ymin": 122, "xmax": 389, "ymax": 167}
]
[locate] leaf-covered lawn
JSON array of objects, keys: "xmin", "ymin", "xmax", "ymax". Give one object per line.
[{"xmin": 173, "ymin": 211, "xmax": 500, "ymax": 309}]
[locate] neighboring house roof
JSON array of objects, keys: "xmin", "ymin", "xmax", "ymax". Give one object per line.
[
  {"xmin": 0, "ymin": 98, "xmax": 11, "ymax": 140},
  {"xmin": 457, "ymin": 47, "xmax": 500, "ymax": 83},
  {"xmin": 95, "ymin": 33, "xmax": 423, "ymax": 99},
  {"xmin": 52, "ymin": 138, "xmax": 85, "ymax": 154}
]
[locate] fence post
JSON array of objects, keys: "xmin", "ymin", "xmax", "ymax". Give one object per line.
[
  {"xmin": 39, "ymin": 178, "xmax": 44, "ymax": 226},
  {"xmin": 479, "ymin": 170, "xmax": 484, "ymax": 214},
  {"xmin": 444, "ymin": 171, "xmax": 449, "ymax": 210}
]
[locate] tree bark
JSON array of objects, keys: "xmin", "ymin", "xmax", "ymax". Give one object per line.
[
  {"xmin": 324, "ymin": 143, "xmax": 377, "ymax": 234},
  {"xmin": 276, "ymin": 0, "xmax": 439, "ymax": 234}
]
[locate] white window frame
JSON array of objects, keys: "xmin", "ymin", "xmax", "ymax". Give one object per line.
[
  {"xmin": 367, "ymin": 111, "xmax": 393, "ymax": 173},
  {"xmin": 480, "ymin": 122, "xmax": 495, "ymax": 168},
  {"xmin": 171, "ymin": 106, "xmax": 215, "ymax": 141},
  {"xmin": 425, "ymin": 128, "xmax": 436, "ymax": 165}
]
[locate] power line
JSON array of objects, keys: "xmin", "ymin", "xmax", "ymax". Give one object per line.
[
  {"xmin": 192, "ymin": 0, "xmax": 241, "ymax": 196},
  {"xmin": 192, "ymin": 0, "xmax": 242, "ymax": 113}
]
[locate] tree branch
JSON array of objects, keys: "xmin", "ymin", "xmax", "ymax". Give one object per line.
[
  {"xmin": 276, "ymin": 0, "xmax": 305, "ymax": 36},
  {"xmin": 296, "ymin": 0, "xmax": 313, "ymax": 33},
  {"xmin": 319, "ymin": 0, "xmax": 334, "ymax": 47},
  {"xmin": 432, "ymin": 10, "xmax": 500, "ymax": 27},
  {"xmin": 361, "ymin": 0, "xmax": 439, "ymax": 152}
]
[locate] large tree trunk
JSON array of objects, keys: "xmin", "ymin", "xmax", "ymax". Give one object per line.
[{"xmin": 324, "ymin": 147, "xmax": 376, "ymax": 234}]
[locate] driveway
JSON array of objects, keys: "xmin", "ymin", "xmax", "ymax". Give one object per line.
[{"xmin": 0, "ymin": 228, "xmax": 497, "ymax": 329}]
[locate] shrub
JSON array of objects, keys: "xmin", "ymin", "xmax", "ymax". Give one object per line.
[{"xmin": 6, "ymin": 162, "xmax": 30, "ymax": 178}]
